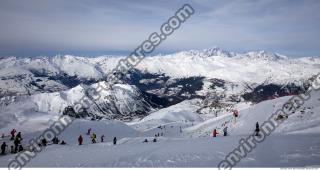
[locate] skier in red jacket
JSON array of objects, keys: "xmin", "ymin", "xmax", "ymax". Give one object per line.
[
  {"xmin": 233, "ymin": 109, "xmax": 239, "ymax": 124},
  {"xmin": 213, "ymin": 129, "xmax": 219, "ymax": 137},
  {"xmin": 10, "ymin": 129, "xmax": 16, "ymax": 140},
  {"xmin": 78, "ymin": 135, "xmax": 83, "ymax": 145},
  {"xmin": 233, "ymin": 109, "xmax": 239, "ymax": 118}
]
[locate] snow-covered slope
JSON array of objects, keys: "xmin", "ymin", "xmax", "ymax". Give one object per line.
[
  {"xmin": 126, "ymin": 89, "xmax": 320, "ymax": 138},
  {"xmin": 183, "ymin": 90, "xmax": 320, "ymax": 137},
  {"xmin": 0, "ymin": 90, "xmax": 320, "ymax": 168},
  {"xmin": 0, "ymin": 82, "xmax": 157, "ymax": 126},
  {"xmin": 3, "ymin": 134, "xmax": 320, "ymax": 167},
  {"xmin": 129, "ymin": 99, "xmax": 203, "ymax": 131}
]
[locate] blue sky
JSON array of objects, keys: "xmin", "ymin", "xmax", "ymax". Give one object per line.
[{"xmin": 0, "ymin": 0, "xmax": 319, "ymax": 57}]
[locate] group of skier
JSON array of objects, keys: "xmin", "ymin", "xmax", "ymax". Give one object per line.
[
  {"xmin": 39, "ymin": 136, "xmax": 66, "ymax": 147},
  {"xmin": 211, "ymin": 109, "xmax": 261, "ymax": 137},
  {"xmin": 212, "ymin": 122, "xmax": 260, "ymax": 137},
  {"xmin": 1, "ymin": 129, "xmax": 23, "ymax": 155},
  {"xmin": 0, "ymin": 128, "xmax": 69, "ymax": 155},
  {"xmin": 78, "ymin": 128, "xmax": 117, "ymax": 146},
  {"xmin": 212, "ymin": 127, "xmax": 228, "ymax": 137},
  {"xmin": 1, "ymin": 109, "xmax": 263, "ymax": 155}
]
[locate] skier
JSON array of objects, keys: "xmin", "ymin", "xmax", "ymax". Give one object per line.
[
  {"xmin": 161, "ymin": 132, "xmax": 164, "ymax": 136},
  {"xmin": 52, "ymin": 136, "xmax": 59, "ymax": 144},
  {"xmin": 78, "ymin": 135, "xmax": 83, "ymax": 145},
  {"xmin": 14, "ymin": 137, "xmax": 21, "ymax": 152},
  {"xmin": 18, "ymin": 145, "xmax": 24, "ymax": 152},
  {"xmin": 87, "ymin": 128, "xmax": 91, "ymax": 135},
  {"xmin": 255, "ymin": 122, "xmax": 260, "ymax": 136},
  {"xmin": 113, "ymin": 137, "xmax": 117, "ymax": 145},
  {"xmin": 233, "ymin": 109, "xmax": 239, "ymax": 118},
  {"xmin": 10, "ymin": 129, "xmax": 16, "ymax": 140},
  {"xmin": 2, "ymin": 133, "xmax": 4, "ymax": 138},
  {"xmin": 213, "ymin": 129, "xmax": 219, "ymax": 137},
  {"xmin": 1, "ymin": 142, "xmax": 7, "ymax": 154},
  {"xmin": 233, "ymin": 110, "xmax": 239, "ymax": 124},
  {"xmin": 179, "ymin": 126, "xmax": 182, "ymax": 133},
  {"xmin": 143, "ymin": 139, "xmax": 148, "ymax": 143},
  {"xmin": 153, "ymin": 138, "xmax": 157, "ymax": 142},
  {"xmin": 10, "ymin": 145, "xmax": 15, "ymax": 154},
  {"xmin": 16, "ymin": 132, "xmax": 22, "ymax": 140},
  {"xmin": 91, "ymin": 133, "xmax": 97, "ymax": 143},
  {"xmin": 101, "ymin": 135, "xmax": 105, "ymax": 142},
  {"xmin": 41, "ymin": 138, "xmax": 47, "ymax": 146},
  {"xmin": 52, "ymin": 136, "xmax": 56, "ymax": 144},
  {"xmin": 223, "ymin": 126, "xmax": 228, "ymax": 136}
]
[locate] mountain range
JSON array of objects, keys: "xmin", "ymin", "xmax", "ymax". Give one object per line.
[{"xmin": 0, "ymin": 47, "xmax": 319, "ymax": 122}]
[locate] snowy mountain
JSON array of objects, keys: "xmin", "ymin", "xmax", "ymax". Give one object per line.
[
  {"xmin": 0, "ymin": 48, "xmax": 319, "ymax": 120},
  {"xmin": 0, "ymin": 48, "xmax": 319, "ymax": 167},
  {"xmin": 0, "ymin": 82, "xmax": 160, "ymax": 125},
  {"xmin": 1, "ymin": 48, "xmax": 319, "ymax": 98}
]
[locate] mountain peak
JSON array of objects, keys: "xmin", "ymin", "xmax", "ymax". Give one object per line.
[
  {"xmin": 244, "ymin": 50, "xmax": 288, "ymax": 61},
  {"xmin": 179, "ymin": 47, "xmax": 234, "ymax": 58}
]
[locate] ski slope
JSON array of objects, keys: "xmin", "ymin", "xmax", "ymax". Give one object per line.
[
  {"xmin": 1, "ymin": 134, "xmax": 320, "ymax": 168},
  {"xmin": 183, "ymin": 90, "xmax": 320, "ymax": 137},
  {"xmin": 0, "ymin": 90, "xmax": 320, "ymax": 167}
]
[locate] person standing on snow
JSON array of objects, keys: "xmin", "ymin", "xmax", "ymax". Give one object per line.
[
  {"xmin": 41, "ymin": 138, "xmax": 47, "ymax": 146},
  {"xmin": 10, "ymin": 145, "xmax": 15, "ymax": 154},
  {"xmin": 233, "ymin": 110, "xmax": 239, "ymax": 124},
  {"xmin": 87, "ymin": 128, "xmax": 91, "ymax": 135},
  {"xmin": 91, "ymin": 133, "xmax": 97, "ymax": 143},
  {"xmin": 101, "ymin": 135, "xmax": 105, "ymax": 142},
  {"xmin": 1, "ymin": 142, "xmax": 7, "ymax": 154},
  {"xmin": 18, "ymin": 145, "xmax": 24, "ymax": 152},
  {"xmin": 113, "ymin": 137, "xmax": 117, "ymax": 145},
  {"xmin": 52, "ymin": 136, "xmax": 59, "ymax": 144},
  {"xmin": 223, "ymin": 127, "xmax": 228, "ymax": 136},
  {"xmin": 213, "ymin": 129, "xmax": 219, "ymax": 137},
  {"xmin": 16, "ymin": 132, "xmax": 22, "ymax": 140},
  {"xmin": 233, "ymin": 110, "xmax": 239, "ymax": 118},
  {"xmin": 78, "ymin": 135, "xmax": 83, "ymax": 145},
  {"xmin": 14, "ymin": 137, "xmax": 21, "ymax": 152},
  {"xmin": 10, "ymin": 129, "xmax": 16, "ymax": 140},
  {"xmin": 255, "ymin": 122, "xmax": 260, "ymax": 136}
]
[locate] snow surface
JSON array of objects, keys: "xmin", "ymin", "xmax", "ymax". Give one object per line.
[
  {"xmin": 129, "ymin": 99, "xmax": 203, "ymax": 131},
  {"xmin": 1, "ymin": 135, "xmax": 320, "ymax": 167},
  {"xmin": 0, "ymin": 89, "xmax": 320, "ymax": 167}
]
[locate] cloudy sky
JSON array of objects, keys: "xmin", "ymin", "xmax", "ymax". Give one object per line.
[{"xmin": 0, "ymin": 0, "xmax": 319, "ymax": 57}]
